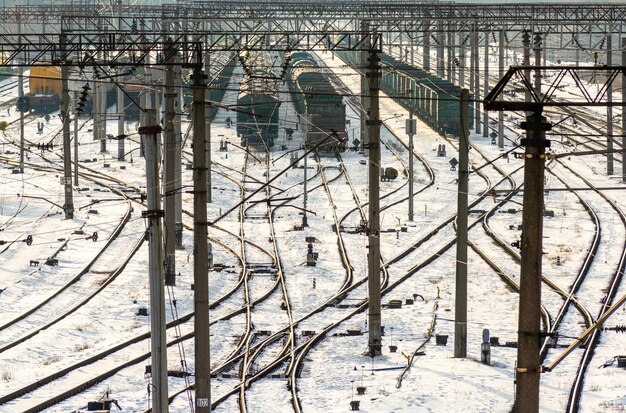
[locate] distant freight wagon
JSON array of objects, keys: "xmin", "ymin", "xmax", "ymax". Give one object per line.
[
  {"xmin": 286, "ymin": 51, "xmax": 347, "ymax": 152},
  {"xmin": 335, "ymin": 45, "xmax": 474, "ymax": 137}
]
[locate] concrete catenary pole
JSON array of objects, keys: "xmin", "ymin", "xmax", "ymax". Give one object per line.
[
  {"xmin": 407, "ymin": 113, "xmax": 416, "ymax": 222},
  {"xmin": 483, "ymin": 29, "xmax": 489, "ymax": 138},
  {"xmin": 367, "ymin": 38, "xmax": 382, "ymax": 357},
  {"xmin": 514, "ymin": 112, "xmax": 551, "ymax": 413},
  {"xmin": 116, "ymin": 0, "xmax": 125, "ymax": 161},
  {"xmin": 523, "ymin": 31, "xmax": 531, "ymax": 107},
  {"xmin": 606, "ymin": 30, "xmax": 614, "ymax": 175},
  {"xmin": 622, "ymin": 38, "xmax": 626, "ymax": 183},
  {"xmin": 469, "ymin": 24, "xmax": 475, "ymax": 104},
  {"xmin": 437, "ymin": 21, "xmax": 445, "ymax": 78},
  {"xmin": 450, "ymin": 22, "xmax": 456, "ymax": 84},
  {"xmin": 74, "ymin": 91, "xmax": 79, "ymax": 186},
  {"xmin": 446, "ymin": 23, "xmax": 453, "ymax": 81},
  {"xmin": 116, "ymin": 79, "xmax": 125, "ymax": 160},
  {"xmin": 17, "ymin": 14, "xmax": 24, "ymax": 173},
  {"xmin": 204, "ymin": 38, "xmax": 212, "ymax": 203},
  {"xmin": 454, "ymin": 89, "xmax": 470, "ymax": 358},
  {"xmin": 163, "ymin": 37, "xmax": 177, "ymax": 286},
  {"xmin": 473, "ymin": 21, "xmax": 481, "ymax": 135},
  {"xmin": 138, "ymin": 18, "xmax": 148, "ymax": 158},
  {"xmin": 498, "ymin": 28, "xmax": 505, "ymax": 148},
  {"xmin": 117, "ymin": 76, "xmax": 125, "ymax": 160},
  {"xmin": 60, "ymin": 41, "xmax": 74, "ymax": 220},
  {"xmin": 138, "ymin": 111, "xmax": 168, "ymax": 413},
  {"xmin": 303, "ymin": 146, "xmax": 308, "ymax": 227},
  {"xmin": 175, "ymin": 60, "xmax": 183, "ymax": 247},
  {"xmin": 534, "ymin": 33, "xmax": 542, "ymax": 98},
  {"xmin": 460, "ymin": 37, "xmax": 466, "ymax": 88},
  {"xmin": 423, "ymin": 20, "xmax": 431, "ymax": 72},
  {"xmin": 92, "ymin": 19, "xmax": 100, "ymax": 145},
  {"xmin": 192, "ymin": 64, "xmax": 211, "ymax": 412},
  {"xmin": 360, "ymin": 21, "xmax": 370, "ymax": 152}
]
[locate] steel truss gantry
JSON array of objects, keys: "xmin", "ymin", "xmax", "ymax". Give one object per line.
[{"xmin": 3, "ymin": 2, "xmax": 626, "ymax": 24}]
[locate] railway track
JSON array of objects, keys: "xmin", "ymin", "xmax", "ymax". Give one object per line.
[
  {"xmin": 552, "ymin": 159, "xmax": 626, "ymax": 413},
  {"xmin": 0, "ymin": 110, "xmax": 253, "ymax": 411},
  {"xmin": 1, "ymin": 41, "xmax": 623, "ymax": 412},
  {"xmin": 330, "ymin": 47, "xmax": 612, "ymax": 406},
  {"xmin": 441, "ymin": 129, "xmax": 596, "ymax": 348},
  {"xmin": 0, "ymin": 201, "xmax": 137, "ymax": 353},
  {"xmin": 463, "ymin": 76, "xmax": 625, "ymax": 411}
]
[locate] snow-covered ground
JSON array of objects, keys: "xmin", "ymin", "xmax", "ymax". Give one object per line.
[{"xmin": 0, "ymin": 41, "xmax": 624, "ymax": 413}]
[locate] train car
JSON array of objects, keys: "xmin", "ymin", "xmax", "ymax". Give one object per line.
[
  {"xmin": 287, "ymin": 51, "xmax": 347, "ymax": 152},
  {"xmin": 25, "ymin": 66, "xmax": 118, "ymax": 115},
  {"xmin": 379, "ymin": 54, "xmax": 472, "ymax": 136},
  {"xmin": 335, "ymin": 44, "xmax": 474, "ymax": 138},
  {"xmin": 26, "ymin": 66, "xmax": 62, "ymax": 113},
  {"xmin": 208, "ymin": 54, "xmax": 236, "ymax": 121},
  {"xmin": 236, "ymin": 52, "xmax": 280, "ymax": 148},
  {"xmin": 182, "ymin": 53, "xmax": 236, "ymax": 122}
]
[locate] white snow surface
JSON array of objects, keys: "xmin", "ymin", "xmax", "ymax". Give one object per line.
[{"xmin": 0, "ymin": 45, "xmax": 624, "ymax": 413}]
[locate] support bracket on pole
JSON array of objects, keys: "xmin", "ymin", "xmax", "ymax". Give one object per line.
[{"xmin": 142, "ymin": 209, "xmax": 165, "ymax": 218}]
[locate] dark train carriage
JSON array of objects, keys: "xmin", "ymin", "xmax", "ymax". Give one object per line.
[
  {"xmin": 379, "ymin": 54, "xmax": 474, "ymax": 136},
  {"xmin": 25, "ymin": 66, "xmax": 118, "ymax": 115},
  {"xmin": 336, "ymin": 44, "xmax": 474, "ymax": 137},
  {"xmin": 236, "ymin": 91, "xmax": 280, "ymax": 147},
  {"xmin": 236, "ymin": 52, "xmax": 281, "ymax": 148},
  {"xmin": 207, "ymin": 57, "xmax": 236, "ymax": 121},
  {"xmin": 287, "ymin": 52, "xmax": 318, "ymax": 115},
  {"xmin": 288, "ymin": 52, "xmax": 347, "ymax": 151},
  {"xmin": 26, "ymin": 66, "xmax": 62, "ymax": 114},
  {"xmin": 181, "ymin": 53, "xmax": 236, "ymax": 121}
]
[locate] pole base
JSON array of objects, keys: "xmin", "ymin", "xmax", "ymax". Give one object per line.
[{"xmin": 368, "ymin": 345, "xmax": 382, "ymax": 357}]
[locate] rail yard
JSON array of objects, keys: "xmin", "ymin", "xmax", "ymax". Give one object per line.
[{"xmin": 0, "ymin": 1, "xmax": 625, "ymax": 412}]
